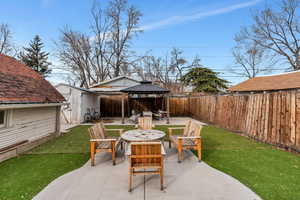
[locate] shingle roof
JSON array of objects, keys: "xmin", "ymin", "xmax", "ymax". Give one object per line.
[
  {"xmin": 229, "ymin": 71, "xmax": 300, "ymax": 92},
  {"xmin": 0, "ymin": 54, "xmax": 65, "ymax": 104},
  {"xmin": 121, "ymin": 81, "xmax": 169, "ymax": 94}
]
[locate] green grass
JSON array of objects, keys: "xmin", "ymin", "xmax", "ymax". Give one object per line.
[
  {"xmin": 0, "ymin": 124, "xmax": 299, "ymax": 200},
  {"xmin": 201, "ymin": 126, "xmax": 300, "ymax": 200},
  {"xmin": 0, "ymin": 154, "xmax": 88, "ymax": 200}
]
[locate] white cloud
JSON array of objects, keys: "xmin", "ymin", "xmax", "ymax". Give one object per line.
[{"xmin": 140, "ymin": 0, "xmax": 262, "ymax": 31}]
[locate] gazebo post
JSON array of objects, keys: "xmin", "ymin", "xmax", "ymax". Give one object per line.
[
  {"xmin": 166, "ymin": 94, "xmax": 170, "ymax": 124},
  {"xmin": 121, "ymin": 94, "xmax": 125, "ymax": 124}
]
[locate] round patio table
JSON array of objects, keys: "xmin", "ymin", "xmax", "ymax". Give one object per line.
[{"xmin": 121, "ymin": 129, "xmax": 165, "ymax": 142}]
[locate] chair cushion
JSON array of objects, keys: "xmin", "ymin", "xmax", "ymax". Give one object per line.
[
  {"xmin": 96, "ymin": 137, "xmax": 121, "ymax": 149},
  {"xmin": 169, "ymin": 135, "xmax": 197, "ymax": 146},
  {"xmin": 96, "ymin": 142, "xmax": 112, "ymax": 149}
]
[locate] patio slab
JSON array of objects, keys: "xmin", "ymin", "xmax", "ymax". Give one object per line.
[{"xmin": 33, "ymin": 147, "xmax": 261, "ymax": 200}]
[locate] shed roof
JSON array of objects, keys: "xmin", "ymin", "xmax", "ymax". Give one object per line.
[
  {"xmin": 121, "ymin": 81, "xmax": 169, "ymax": 94},
  {"xmin": 229, "ymin": 71, "xmax": 300, "ymax": 92},
  {"xmin": 0, "ymin": 54, "xmax": 65, "ymax": 104},
  {"xmin": 89, "ymin": 76, "xmax": 139, "ymax": 88}
]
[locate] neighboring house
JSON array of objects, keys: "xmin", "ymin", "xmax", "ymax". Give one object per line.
[
  {"xmin": 0, "ymin": 54, "xmax": 65, "ymax": 162},
  {"xmin": 55, "ymin": 84, "xmax": 99, "ymax": 124},
  {"xmin": 229, "ymin": 71, "xmax": 300, "ymax": 93},
  {"xmin": 55, "ymin": 76, "xmax": 140, "ymax": 124}
]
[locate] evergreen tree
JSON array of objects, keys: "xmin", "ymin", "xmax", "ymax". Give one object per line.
[
  {"xmin": 181, "ymin": 67, "xmax": 229, "ymax": 93},
  {"xmin": 20, "ymin": 35, "xmax": 51, "ymax": 77}
]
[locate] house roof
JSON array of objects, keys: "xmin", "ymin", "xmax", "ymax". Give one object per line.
[
  {"xmin": 89, "ymin": 76, "xmax": 139, "ymax": 88},
  {"xmin": 0, "ymin": 54, "xmax": 65, "ymax": 104},
  {"xmin": 121, "ymin": 81, "xmax": 170, "ymax": 94},
  {"xmin": 229, "ymin": 71, "xmax": 300, "ymax": 92}
]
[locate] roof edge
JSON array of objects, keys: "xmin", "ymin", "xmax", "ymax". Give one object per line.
[
  {"xmin": 89, "ymin": 76, "xmax": 139, "ymax": 88},
  {"xmin": 0, "ymin": 102, "xmax": 65, "ymax": 110}
]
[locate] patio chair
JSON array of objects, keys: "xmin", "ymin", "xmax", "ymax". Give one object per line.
[
  {"xmin": 127, "ymin": 142, "xmax": 165, "ymax": 192},
  {"xmin": 128, "ymin": 110, "xmax": 140, "ymax": 124},
  {"xmin": 168, "ymin": 120, "xmax": 203, "ymax": 162},
  {"xmin": 88, "ymin": 122, "xmax": 123, "ymax": 166},
  {"xmin": 136, "ymin": 117, "xmax": 155, "ymax": 130}
]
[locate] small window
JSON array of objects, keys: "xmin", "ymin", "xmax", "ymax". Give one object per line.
[{"xmin": 0, "ymin": 110, "xmax": 6, "ymax": 128}]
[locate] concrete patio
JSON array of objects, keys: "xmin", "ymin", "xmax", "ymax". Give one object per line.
[{"xmin": 33, "ymin": 146, "xmax": 261, "ymax": 200}]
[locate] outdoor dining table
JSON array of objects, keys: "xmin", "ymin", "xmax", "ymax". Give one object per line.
[
  {"xmin": 121, "ymin": 129, "xmax": 166, "ymax": 157},
  {"xmin": 121, "ymin": 129, "xmax": 166, "ymax": 142}
]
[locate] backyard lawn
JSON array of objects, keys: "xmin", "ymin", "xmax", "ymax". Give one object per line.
[{"xmin": 0, "ymin": 125, "xmax": 299, "ymax": 200}]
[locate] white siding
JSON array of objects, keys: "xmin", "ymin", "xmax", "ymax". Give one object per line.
[
  {"xmin": 0, "ymin": 107, "xmax": 56, "ymax": 149},
  {"xmin": 56, "ymin": 85, "xmax": 82, "ymax": 124},
  {"xmin": 106, "ymin": 78, "xmax": 139, "ymax": 87},
  {"xmin": 70, "ymin": 89, "xmax": 82, "ymax": 123},
  {"xmin": 80, "ymin": 94, "xmax": 99, "ymax": 122}
]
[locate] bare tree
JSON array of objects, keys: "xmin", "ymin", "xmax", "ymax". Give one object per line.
[
  {"xmin": 134, "ymin": 48, "xmax": 201, "ymax": 92},
  {"xmin": 106, "ymin": 0, "xmax": 142, "ymax": 77},
  {"xmin": 169, "ymin": 48, "xmax": 196, "ymax": 91},
  {"xmin": 56, "ymin": 0, "xmax": 142, "ymax": 87},
  {"xmin": 231, "ymin": 40, "xmax": 274, "ymax": 78},
  {"xmin": 56, "ymin": 28, "xmax": 97, "ymax": 88},
  {"xmin": 138, "ymin": 55, "xmax": 174, "ymax": 87},
  {"xmin": 0, "ymin": 24, "xmax": 13, "ymax": 55},
  {"xmin": 238, "ymin": 0, "xmax": 300, "ymax": 70}
]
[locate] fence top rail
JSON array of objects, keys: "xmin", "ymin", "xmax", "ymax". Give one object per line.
[{"xmin": 169, "ymin": 89, "xmax": 300, "ymax": 98}]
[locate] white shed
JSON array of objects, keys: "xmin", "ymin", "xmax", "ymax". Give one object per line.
[
  {"xmin": 56, "ymin": 84, "xmax": 100, "ymax": 124},
  {"xmin": 56, "ymin": 76, "xmax": 140, "ymax": 124}
]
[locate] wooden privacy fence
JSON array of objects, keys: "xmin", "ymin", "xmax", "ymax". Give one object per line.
[
  {"xmin": 188, "ymin": 91, "xmax": 300, "ymax": 152},
  {"xmin": 169, "ymin": 97, "xmax": 190, "ymax": 116},
  {"xmin": 100, "ymin": 92, "xmax": 300, "ymax": 151},
  {"xmin": 100, "ymin": 96, "xmax": 189, "ymax": 117},
  {"xmin": 100, "ymin": 96, "xmax": 129, "ymax": 117}
]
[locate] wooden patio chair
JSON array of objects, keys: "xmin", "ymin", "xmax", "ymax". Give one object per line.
[
  {"xmin": 88, "ymin": 122, "xmax": 123, "ymax": 166},
  {"xmin": 127, "ymin": 142, "xmax": 165, "ymax": 192},
  {"xmin": 136, "ymin": 117, "xmax": 155, "ymax": 130},
  {"xmin": 168, "ymin": 120, "xmax": 203, "ymax": 162}
]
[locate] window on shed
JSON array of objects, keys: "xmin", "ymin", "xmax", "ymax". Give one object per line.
[{"xmin": 0, "ymin": 111, "xmax": 5, "ymax": 127}]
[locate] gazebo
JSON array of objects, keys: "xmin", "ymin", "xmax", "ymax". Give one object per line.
[{"xmin": 120, "ymin": 81, "xmax": 170, "ymax": 124}]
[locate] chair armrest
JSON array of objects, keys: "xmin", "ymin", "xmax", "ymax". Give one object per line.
[
  {"xmin": 178, "ymin": 136, "xmax": 201, "ymax": 139},
  {"xmin": 90, "ymin": 138, "xmax": 117, "ymax": 142}
]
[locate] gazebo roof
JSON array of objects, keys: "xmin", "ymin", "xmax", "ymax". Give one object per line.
[{"xmin": 121, "ymin": 81, "xmax": 169, "ymax": 94}]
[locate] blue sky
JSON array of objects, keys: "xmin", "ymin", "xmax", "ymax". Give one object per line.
[{"xmin": 1, "ymin": 0, "xmax": 275, "ymax": 85}]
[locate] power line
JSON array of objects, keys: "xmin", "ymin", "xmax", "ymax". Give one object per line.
[{"xmin": 133, "ymin": 46, "xmax": 210, "ymax": 49}]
